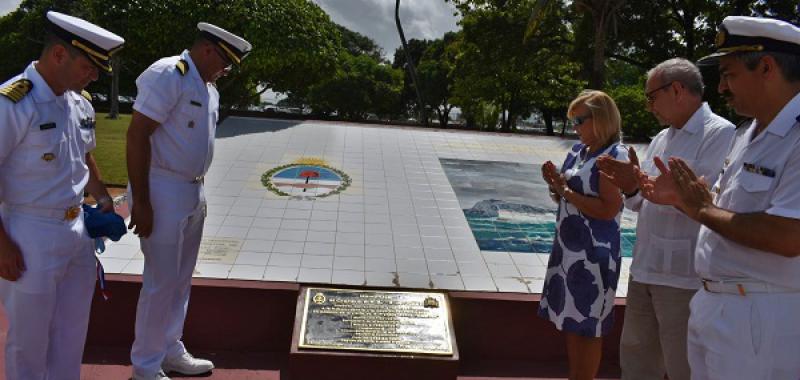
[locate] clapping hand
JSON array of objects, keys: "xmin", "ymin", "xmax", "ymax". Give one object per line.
[
  {"xmin": 637, "ymin": 156, "xmax": 681, "ymax": 206},
  {"xmin": 597, "ymin": 147, "xmax": 640, "ymax": 194},
  {"xmin": 668, "ymin": 158, "xmax": 713, "ymax": 221}
]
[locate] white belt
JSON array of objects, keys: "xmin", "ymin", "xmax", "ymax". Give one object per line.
[
  {"xmin": 150, "ymin": 167, "xmax": 204, "ymax": 184},
  {"xmin": 702, "ymin": 279, "xmax": 800, "ymax": 296},
  {"xmin": 2, "ymin": 203, "xmax": 82, "ymax": 221}
]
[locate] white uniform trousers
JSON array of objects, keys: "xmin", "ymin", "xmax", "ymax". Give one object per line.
[
  {"xmin": 688, "ymin": 289, "xmax": 800, "ymax": 380},
  {"xmin": 0, "ymin": 207, "xmax": 95, "ymax": 380},
  {"xmin": 129, "ymin": 174, "xmax": 205, "ymax": 377}
]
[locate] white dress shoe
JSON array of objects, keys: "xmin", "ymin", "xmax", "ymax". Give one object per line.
[{"xmin": 162, "ymin": 352, "xmax": 214, "ymax": 375}]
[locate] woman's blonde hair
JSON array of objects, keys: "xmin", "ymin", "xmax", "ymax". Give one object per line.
[{"xmin": 567, "ymin": 90, "xmax": 622, "ymax": 146}]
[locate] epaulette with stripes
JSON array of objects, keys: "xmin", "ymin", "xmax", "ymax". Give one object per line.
[
  {"xmin": 0, "ymin": 79, "xmax": 32, "ymax": 103},
  {"xmin": 176, "ymin": 59, "xmax": 189, "ymax": 76},
  {"xmin": 80, "ymin": 90, "xmax": 92, "ymax": 102}
]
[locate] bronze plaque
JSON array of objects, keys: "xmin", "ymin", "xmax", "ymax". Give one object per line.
[{"xmin": 298, "ymin": 287, "xmax": 453, "ymax": 355}]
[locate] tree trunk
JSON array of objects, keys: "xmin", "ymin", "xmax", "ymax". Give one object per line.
[
  {"xmin": 543, "ymin": 108, "xmax": 554, "ymax": 136},
  {"xmin": 590, "ymin": 14, "xmax": 607, "ymax": 89},
  {"xmin": 108, "ymin": 57, "xmax": 120, "ymax": 119},
  {"xmin": 561, "ymin": 116, "xmax": 568, "ymax": 136}
]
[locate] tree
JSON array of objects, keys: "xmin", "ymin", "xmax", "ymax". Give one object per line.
[
  {"xmin": 449, "ymin": 0, "xmax": 583, "ymax": 132},
  {"xmin": 417, "ymin": 32, "xmax": 459, "ymax": 127},
  {"xmin": 307, "ymin": 53, "xmax": 402, "ymax": 120},
  {"xmin": 393, "ymin": 38, "xmax": 434, "ymax": 122},
  {"xmin": 337, "ymin": 24, "xmax": 385, "ymax": 62}
]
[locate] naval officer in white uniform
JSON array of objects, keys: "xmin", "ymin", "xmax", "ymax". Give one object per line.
[
  {"xmin": 126, "ymin": 22, "xmax": 251, "ymax": 380},
  {"xmin": 641, "ymin": 16, "xmax": 800, "ymax": 380},
  {"xmin": 0, "ymin": 11, "xmax": 123, "ymax": 380}
]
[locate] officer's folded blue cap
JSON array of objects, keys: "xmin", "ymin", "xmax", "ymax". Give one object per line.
[
  {"xmin": 45, "ymin": 11, "xmax": 125, "ymax": 74},
  {"xmin": 82, "ymin": 204, "xmax": 127, "ymax": 241},
  {"xmin": 698, "ymin": 16, "xmax": 800, "ymax": 66}
]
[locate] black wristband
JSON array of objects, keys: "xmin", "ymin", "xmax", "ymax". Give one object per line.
[{"xmin": 623, "ymin": 188, "xmax": 639, "ymax": 198}]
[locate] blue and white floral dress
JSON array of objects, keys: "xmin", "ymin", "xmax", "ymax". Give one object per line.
[{"xmin": 538, "ymin": 142, "xmax": 628, "ymax": 337}]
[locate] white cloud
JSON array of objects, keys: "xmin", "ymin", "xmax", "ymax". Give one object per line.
[
  {"xmin": 312, "ymin": 0, "xmax": 460, "ymax": 60},
  {"xmin": 0, "ymin": 0, "xmax": 22, "ymax": 16}
]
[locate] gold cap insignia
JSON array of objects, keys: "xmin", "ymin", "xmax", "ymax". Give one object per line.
[
  {"xmin": 423, "ymin": 296, "xmax": 439, "ymax": 308},
  {"xmin": 42, "ymin": 153, "xmax": 55, "ymax": 162},
  {"xmin": 715, "ymin": 29, "xmax": 727, "ymax": 48},
  {"xmin": 313, "ymin": 292, "xmax": 326, "ymax": 304}
]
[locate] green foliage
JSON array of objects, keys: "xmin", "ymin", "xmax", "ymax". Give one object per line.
[
  {"xmin": 307, "ymin": 53, "xmax": 403, "ymax": 120},
  {"xmin": 607, "ymin": 83, "xmax": 661, "ymax": 142},
  {"xmin": 449, "ymin": 0, "xmax": 583, "ymax": 132},
  {"xmin": 416, "ymin": 32, "xmax": 459, "ymax": 126},
  {"xmin": 337, "ymin": 24, "xmax": 384, "ymax": 62}
]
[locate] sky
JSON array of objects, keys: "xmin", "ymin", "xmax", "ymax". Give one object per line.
[
  {"xmin": 312, "ymin": 0, "xmax": 461, "ymax": 61},
  {"xmin": 0, "ymin": 0, "xmax": 21, "ymax": 16}
]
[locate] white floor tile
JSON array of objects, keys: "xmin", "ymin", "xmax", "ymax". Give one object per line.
[
  {"xmin": 365, "ymin": 272, "xmax": 398, "ymax": 287},
  {"xmin": 332, "ymin": 270, "xmax": 366, "ymax": 286},
  {"xmin": 462, "ymin": 276, "xmax": 498, "ymax": 292},
  {"xmin": 194, "ymin": 263, "xmax": 232, "ymax": 279},
  {"xmin": 234, "ymin": 251, "xmax": 270, "ymax": 266},
  {"xmin": 301, "ymin": 254, "xmax": 334, "ymax": 269},
  {"xmin": 229, "ymin": 265, "xmax": 267, "ymax": 280},
  {"xmin": 263, "ymin": 266, "xmax": 299, "ymax": 282},
  {"xmin": 431, "ymin": 274, "xmax": 464, "ymax": 290},
  {"xmin": 298, "ymin": 268, "xmax": 332, "ymax": 283}
]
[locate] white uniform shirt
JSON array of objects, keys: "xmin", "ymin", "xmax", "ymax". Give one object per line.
[
  {"xmin": 696, "ymin": 93, "xmax": 800, "ymax": 290},
  {"xmin": 133, "ymin": 50, "xmax": 219, "ymax": 180},
  {"xmin": 0, "ymin": 62, "xmax": 95, "ymax": 209},
  {"xmin": 625, "ymin": 103, "xmax": 735, "ymax": 289}
]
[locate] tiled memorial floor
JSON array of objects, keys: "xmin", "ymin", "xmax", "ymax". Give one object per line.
[{"xmin": 101, "ymin": 117, "xmax": 646, "ymax": 296}]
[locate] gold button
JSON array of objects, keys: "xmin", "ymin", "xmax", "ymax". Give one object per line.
[{"xmin": 64, "ymin": 206, "xmax": 81, "ymax": 221}]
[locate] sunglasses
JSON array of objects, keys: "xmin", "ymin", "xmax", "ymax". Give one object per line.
[
  {"xmin": 645, "ymin": 81, "xmax": 674, "ymax": 103},
  {"xmin": 570, "ymin": 115, "xmax": 592, "ymax": 127},
  {"xmin": 212, "ymin": 45, "xmax": 234, "ymax": 72}
]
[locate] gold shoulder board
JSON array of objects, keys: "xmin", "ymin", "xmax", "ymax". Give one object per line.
[
  {"xmin": 176, "ymin": 60, "xmax": 189, "ymax": 76},
  {"xmin": 0, "ymin": 79, "xmax": 33, "ymax": 103},
  {"xmin": 81, "ymin": 90, "xmax": 92, "ymax": 102}
]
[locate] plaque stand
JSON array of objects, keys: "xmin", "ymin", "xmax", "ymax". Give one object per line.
[{"xmin": 287, "ymin": 286, "xmax": 459, "ymax": 380}]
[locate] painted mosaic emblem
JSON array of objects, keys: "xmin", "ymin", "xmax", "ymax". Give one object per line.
[{"xmin": 262, "ymin": 158, "xmax": 350, "ymax": 198}]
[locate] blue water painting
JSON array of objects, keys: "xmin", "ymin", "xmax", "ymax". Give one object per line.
[{"xmin": 440, "ymin": 158, "xmax": 637, "ymax": 257}]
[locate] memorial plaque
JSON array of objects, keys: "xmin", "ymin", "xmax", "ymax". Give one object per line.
[
  {"xmin": 197, "ymin": 238, "xmax": 241, "ymax": 264},
  {"xmin": 298, "ymin": 287, "xmax": 453, "ymax": 355}
]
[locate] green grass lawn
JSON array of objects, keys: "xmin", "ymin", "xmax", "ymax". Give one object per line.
[{"xmin": 93, "ymin": 112, "xmax": 130, "ymax": 186}]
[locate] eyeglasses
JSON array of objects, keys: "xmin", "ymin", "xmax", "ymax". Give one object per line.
[
  {"xmin": 570, "ymin": 115, "xmax": 592, "ymax": 127},
  {"xmin": 645, "ymin": 81, "xmax": 674, "ymax": 104}
]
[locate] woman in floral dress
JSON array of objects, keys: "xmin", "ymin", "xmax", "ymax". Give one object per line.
[{"xmin": 538, "ymin": 90, "xmax": 628, "ymax": 380}]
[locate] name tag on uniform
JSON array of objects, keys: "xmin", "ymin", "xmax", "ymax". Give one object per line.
[
  {"xmin": 190, "ymin": 100, "xmax": 202, "ymax": 107},
  {"xmin": 743, "ymin": 162, "xmax": 775, "ymax": 177},
  {"xmin": 39, "ymin": 122, "xmax": 56, "ymax": 130}
]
